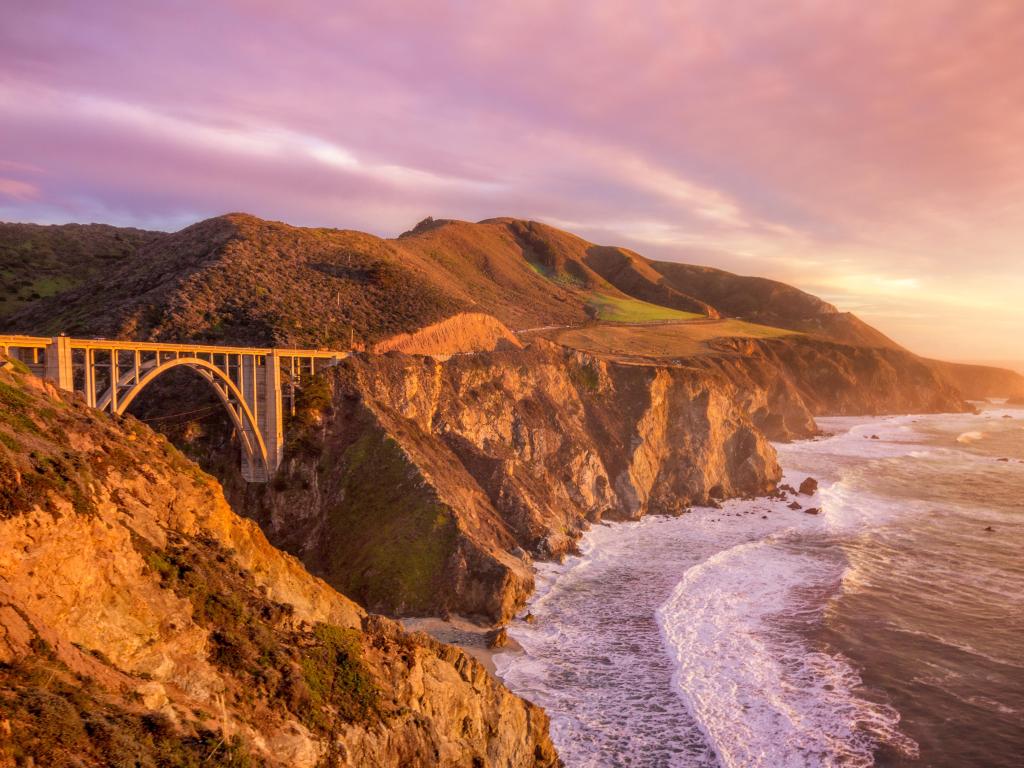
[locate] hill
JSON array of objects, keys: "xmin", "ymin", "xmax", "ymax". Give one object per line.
[
  {"xmin": 0, "ymin": 222, "xmax": 160, "ymax": 318},
  {"xmin": 926, "ymin": 359, "xmax": 1024, "ymax": 400},
  {"xmin": 2, "ymin": 213, "xmax": 888, "ymax": 351},
  {"xmin": 0, "ymin": 356, "xmax": 557, "ymax": 766}
]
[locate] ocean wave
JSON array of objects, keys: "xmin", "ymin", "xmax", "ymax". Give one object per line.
[
  {"xmin": 657, "ymin": 538, "xmax": 918, "ymax": 768},
  {"xmin": 956, "ymin": 430, "xmax": 985, "ymax": 444}
]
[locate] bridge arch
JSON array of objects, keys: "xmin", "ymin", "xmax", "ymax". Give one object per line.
[
  {"xmin": 115, "ymin": 356, "xmax": 269, "ymax": 479},
  {"xmin": 0, "ymin": 335, "xmax": 346, "ymax": 483}
]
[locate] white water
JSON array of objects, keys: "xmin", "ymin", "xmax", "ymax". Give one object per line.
[{"xmin": 493, "ymin": 411, "xmax": 1019, "ymax": 766}]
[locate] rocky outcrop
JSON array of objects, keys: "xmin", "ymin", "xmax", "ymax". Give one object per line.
[
  {"xmin": 0, "ymin": 361, "xmax": 557, "ymax": 767},
  {"xmin": 373, "ymin": 312, "xmax": 523, "ymax": 357},
  {"xmin": 926, "ymin": 359, "xmax": 1024, "ymax": 400},
  {"xmin": 694, "ymin": 336, "xmax": 970, "ymax": 430},
  {"xmin": 227, "ymin": 339, "xmax": 782, "ymax": 622},
  {"xmin": 215, "ymin": 331, "xmax": 969, "ymax": 624}
]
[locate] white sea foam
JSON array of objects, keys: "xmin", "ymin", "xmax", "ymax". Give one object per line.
[
  {"xmin": 657, "ymin": 537, "xmax": 916, "ymax": 767},
  {"xmin": 957, "ymin": 430, "xmax": 985, "ymax": 444},
  {"xmin": 495, "ymin": 412, "xmax": 1022, "ymax": 767}
]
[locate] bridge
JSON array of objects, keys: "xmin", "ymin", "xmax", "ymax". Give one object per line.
[{"xmin": 0, "ymin": 335, "xmax": 348, "ymax": 482}]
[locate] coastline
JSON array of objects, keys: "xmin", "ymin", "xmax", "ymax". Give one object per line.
[
  {"xmin": 401, "ymin": 615, "xmax": 523, "ymax": 675},
  {"xmin": 486, "ymin": 407, "xmax": 1023, "ymax": 766},
  {"xmin": 403, "ymin": 404, "xmax": 1024, "ymax": 766}
]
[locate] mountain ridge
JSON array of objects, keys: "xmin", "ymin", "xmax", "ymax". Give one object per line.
[{"xmin": 4, "ymin": 211, "xmax": 1018, "ymax": 396}]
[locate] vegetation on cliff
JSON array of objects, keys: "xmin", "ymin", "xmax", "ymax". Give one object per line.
[
  {"xmin": 0, "ymin": 221, "xmax": 159, "ymax": 319},
  {"xmin": 0, "ymin": 360, "xmax": 558, "ymax": 767}
]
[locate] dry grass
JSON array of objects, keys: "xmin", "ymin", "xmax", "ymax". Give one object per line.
[{"xmin": 538, "ymin": 318, "xmax": 794, "ymax": 359}]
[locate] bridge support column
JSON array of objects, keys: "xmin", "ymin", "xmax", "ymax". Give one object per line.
[
  {"xmin": 45, "ymin": 336, "xmax": 73, "ymax": 391},
  {"xmin": 260, "ymin": 351, "xmax": 285, "ymax": 480}
]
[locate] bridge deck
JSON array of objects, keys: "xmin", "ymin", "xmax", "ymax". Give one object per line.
[{"xmin": 0, "ymin": 334, "xmax": 345, "ymax": 358}]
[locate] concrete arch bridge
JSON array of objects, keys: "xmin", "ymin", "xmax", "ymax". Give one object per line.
[{"xmin": 0, "ymin": 335, "xmax": 348, "ymax": 482}]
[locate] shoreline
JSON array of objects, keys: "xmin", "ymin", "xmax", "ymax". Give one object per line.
[{"xmin": 400, "ymin": 615, "xmax": 523, "ymax": 675}]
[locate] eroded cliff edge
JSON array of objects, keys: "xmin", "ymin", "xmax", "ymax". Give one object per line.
[
  {"xmin": 0, "ymin": 360, "xmax": 557, "ymax": 768},
  {"xmin": 215, "ymin": 332, "xmax": 969, "ymax": 624}
]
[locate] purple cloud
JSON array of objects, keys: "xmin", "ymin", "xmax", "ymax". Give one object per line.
[{"xmin": 1, "ymin": 1, "xmax": 1023, "ymax": 361}]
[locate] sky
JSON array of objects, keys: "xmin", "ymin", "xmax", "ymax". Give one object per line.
[{"xmin": 2, "ymin": 1, "xmax": 1022, "ymax": 364}]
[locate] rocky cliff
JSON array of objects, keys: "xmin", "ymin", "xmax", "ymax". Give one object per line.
[
  {"xmin": 218, "ymin": 339, "xmax": 781, "ymax": 622},
  {"xmin": 695, "ymin": 336, "xmax": 971, "ymax": 428},
  {"xmin": 0, "ymin": 359, "xmax": 557, "ymax": 767},
  {"xmin": 206, "ymin": 331, "xmax": 969, "ymax": 624}
]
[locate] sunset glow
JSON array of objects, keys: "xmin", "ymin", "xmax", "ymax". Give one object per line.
[{"xmin": 2, "ymin": 1, "xmax": 1022, "ymax": 362}]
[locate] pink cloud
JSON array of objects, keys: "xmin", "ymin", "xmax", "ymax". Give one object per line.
[
  {"xmin": 0, "ymin": 178, "xmax": 39, "ymax": 201},
  {"xmin": 0, "ymin": 1, "xmax": 1022, "ymax": 361}
]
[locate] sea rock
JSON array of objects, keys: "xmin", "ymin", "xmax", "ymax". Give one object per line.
[
  {"xmin": 997, "ymin": 458, "xmax": 1010, "ymax": 462},
  {"xmin": 799, "ymin": 477, "xmax": 819, "ymax": 495},
  {"xmin": 788, "ymin": 501, "xmax": 803, "ymax": 510},
  {"xmin": 804, "ymin": 507, "xmax": 821, "ymax": 515},
  {"xmin": 486, "ymin": 626, "xmax": 509, "ymax": 649}
]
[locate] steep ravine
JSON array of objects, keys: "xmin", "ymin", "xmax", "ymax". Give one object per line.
[{"xmin": 0, "ymin": 360, "xmax": 557, "ymax": 767}]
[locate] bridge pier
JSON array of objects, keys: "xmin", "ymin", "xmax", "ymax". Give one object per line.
[
  {"xmin": 44, "ymin": 336, "xmax": 73, "ymax": 391},
  {"xmin": 260, "ymin": 351, "xmax": 285, "ymax": 481}
]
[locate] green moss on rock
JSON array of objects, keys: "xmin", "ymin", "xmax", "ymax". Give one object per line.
[{"xmin": 322, "ymin": 429, "xmax": 458, "ymax": 615}]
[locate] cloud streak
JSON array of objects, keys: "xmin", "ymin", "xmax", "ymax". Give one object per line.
[{"xmin": 1, "ymin": 1, "xmax": 1022, "ymax": 361}]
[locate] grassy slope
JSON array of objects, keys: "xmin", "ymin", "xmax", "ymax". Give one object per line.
[
  {"xmin": 539, "ymin": 319, "xmax": 794, "ymax": 359},
  {"xmin": 0, "ymin": 222, "xmax": 160, "ymax": 318},
  {"xmin": 587, "ymin": 292, "xmax": 703, "ymax": 323}
]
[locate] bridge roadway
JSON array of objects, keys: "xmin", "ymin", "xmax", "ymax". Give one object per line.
[{"xmin": 0, "ymin": 335, "xmax": 348, "ymax": 482}]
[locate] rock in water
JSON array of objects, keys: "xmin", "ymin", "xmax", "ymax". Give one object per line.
[
  {"xmin": 799, "ymin": 477, "xmax": 819, "ymax": 495},
  {"xmin": 804, "ymin": 507, "xmax": 821, "ymax": 515},
  {"xmin": 486, "ymin": 626, "xmax": 510, "ymax": 649},
  {"xmin": 788, "ymin": 501, "xmax": 803, "ymax": 510}
]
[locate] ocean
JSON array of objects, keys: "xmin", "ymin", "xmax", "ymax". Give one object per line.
[{"xmin": 494, "ymin": 403, "xmax": 1024, "ymax": 767}]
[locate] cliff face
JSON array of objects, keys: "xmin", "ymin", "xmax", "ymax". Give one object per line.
[
  {"xmin": 212, "ymin": 332, "xmax": 970, "ymax": 624},
  {"xmin": 0, "ymin": 360, "xmax": 557, "ymax": 768},
  {"xmin": 226, "ymin": 340, "xmax": 782, "ymax": 622},
  {"xmin": 926, "ymin": 359, "xmax": 1024, "ymax": 400},
  {"xmin": 694, "ymin": 336, "xmax": 971, "ymax": 429}
]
